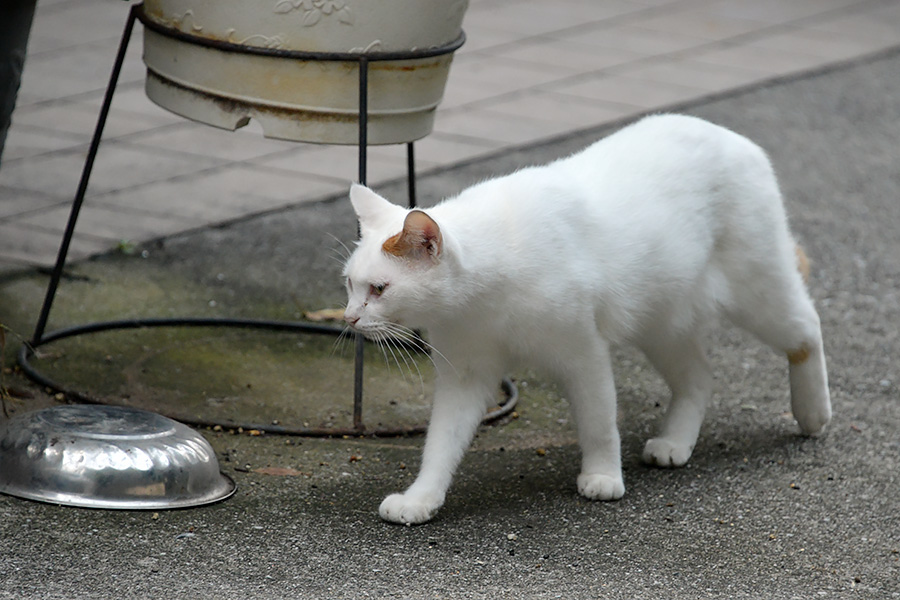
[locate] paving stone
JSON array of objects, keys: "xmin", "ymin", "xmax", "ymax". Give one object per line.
[{"xmin": 0, "ymin": 187, "xmax": 66, "ymax": 220}]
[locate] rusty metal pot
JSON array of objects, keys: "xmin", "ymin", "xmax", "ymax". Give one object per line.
[{"xmin": 140, "ymin": 0, "xmax": 468, "ymax": 145}]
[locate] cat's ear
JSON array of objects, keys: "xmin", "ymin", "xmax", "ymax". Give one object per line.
[
  {"xmin": 382, "ymin": 210, "xmax": 443, "ymax": 263},
  {"xmin": 349, "ymin": 183, "xmax": 405, "ymax": 237}
]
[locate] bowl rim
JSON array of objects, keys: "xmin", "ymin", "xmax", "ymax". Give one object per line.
[{"xmin": 0, "ymin": 472, "xmax": 236, "ymax": 510}]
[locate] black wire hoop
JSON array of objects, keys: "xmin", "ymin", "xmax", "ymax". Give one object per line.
[{"xmin": 16, "ymin": 318, "xmax": 519, "ymax": 437}]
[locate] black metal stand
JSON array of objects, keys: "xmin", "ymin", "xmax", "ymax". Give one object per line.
[{"xmin": 17, "ymin": 3, "xmax": 517, "ymax": 436}]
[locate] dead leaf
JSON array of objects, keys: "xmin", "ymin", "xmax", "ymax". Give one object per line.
[
  {"xmin": 252, "ymin": 467, "xmax": 305, "ymax": 477},
  {"xmin": 4, "ymin": 386, "xmax": 34, "ymax": 400},
  {"xmin": 303, "ymin": 308, "xmax": 346, "ymax": 323}
]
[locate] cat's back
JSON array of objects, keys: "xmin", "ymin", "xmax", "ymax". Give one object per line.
[
  {"xmin": 561, "ymin": 113, "xmax": 770, "ymax": 186},
  {"xmin": 436, "ymin": 113, "xmax": 777, "ymax": 251},
  {"xmin": 546, "ymin": 114, "xmax": 779, "ymax": 232}
]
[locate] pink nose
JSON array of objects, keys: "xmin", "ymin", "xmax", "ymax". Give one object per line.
[{"xmin": 344, "ymin": 313, "xmax": 360, "ymax": 327}]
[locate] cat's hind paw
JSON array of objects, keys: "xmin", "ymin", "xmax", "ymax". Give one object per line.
[
  {"xmin": 642, "ymin": 438, "xmax": 693, "ymax": 468},
  {"xmin": 577, "ymin": 473, "xmax": 625, "ymax": 501},
  {"xmin": 379, "ymin": 492, "xmax": 441, "ymax": 525}
]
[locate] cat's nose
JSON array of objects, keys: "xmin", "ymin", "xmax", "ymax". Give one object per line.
[{"xmin": 343, "ymin": 312, "xmax": 360, "ymax": 327}]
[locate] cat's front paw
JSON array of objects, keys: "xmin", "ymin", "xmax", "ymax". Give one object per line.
[
  {"xmin": 379, "ymin": 492, "xmax": 441, "ymax": 525},
  {"xmin": 792, "ymin": 403, "xmax": 832, "ymax": 437},
  {"xmin": 642, "ymin": 438, "xmax": 693, "ymax": 468},
  {"xmin": 577, "ymin": 473, "xmax": 625, "ymax": 501}
]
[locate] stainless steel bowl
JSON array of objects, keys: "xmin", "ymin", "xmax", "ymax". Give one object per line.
[{"xmin": 0, "ymin": 405, "xmax": 235, "ymax": 509}]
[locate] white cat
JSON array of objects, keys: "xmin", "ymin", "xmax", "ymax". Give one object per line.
[{"xmin": 342, "ymin": 114, "xmax": 831, "ymax": 525}]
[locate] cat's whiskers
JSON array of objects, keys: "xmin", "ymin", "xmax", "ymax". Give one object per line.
[
  {"xmin": 390, "ymin": 340, "xmax": 419, "ymax": 386},
  {"xmin": 372, "ymin": 331, "xmax": 400, "ymax": 374},
  {"xmin": 332, "ymin": 320, "xmax": 452, "ymax": 390},
  {"xmin": 329, "ymin": 326, "xmax": 417, "ymax": 387},
  {"xmin": 330, "ymin": 322, "xmax": 354, "ymax": 358},
  {"xmin": 326, "ymin": 234, "xmax": 355, "ymax": 269},
  {"xmin": 381, "ymin": 322, "xmax": 457, "ymax": 376},
  {"xmin": 381, "ymin": 330, "xmax": 425, "ymax": 388},
  {"xmin": 367, "ymin": 328, "xmax": 420, "ymax": 389},
  {"xmin": 327, "ymin": 249, "xmax": 351, "ymax": 269},
  {"xmin": 326, "ymin": 233, "xmax": 353, "ymax": 261}
]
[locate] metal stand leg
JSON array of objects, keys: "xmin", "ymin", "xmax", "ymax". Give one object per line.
[
  {"xmin": 30, "ymin": 5, "xmax": 139, "ymax": 347},
  {"xmin": 351, "ymin": 72, "xmax": 419, "ymax": 431},
  {"xmin": 407, "ymin": 142, "xmax": 417, "ymax": 209},
  {"xmin": 352, "ymin": 57, "xmax": 369, "ymax": 432}
]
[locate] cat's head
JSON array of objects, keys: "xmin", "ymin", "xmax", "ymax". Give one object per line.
[{"xmin": 342, "ymin": 184, "xmax": 450, "ymax": 336}]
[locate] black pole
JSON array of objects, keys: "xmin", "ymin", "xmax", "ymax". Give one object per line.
[
  {"xmin": 353, "ymin": 56, "xmax": 369, "ymax": 432},
  {"xmin": 406, "ymin": 142, "xmax": 416, "ymax": 209},
  {"xmin": 357, "ymin": 57, "xmax": 368, "ymax": 186},
  {"xmin": 30, "ymin": 5, "xmax": 138, "ymax": 346}
]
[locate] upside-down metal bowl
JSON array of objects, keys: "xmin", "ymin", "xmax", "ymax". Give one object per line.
[{"xmin": 0, "ymin": 405, "xmax": 235, "ymax": 509}]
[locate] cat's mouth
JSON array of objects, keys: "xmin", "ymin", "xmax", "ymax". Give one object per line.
[{"xmin": 343, "ymin": 317, "xmax": 385, "ymax": 336}]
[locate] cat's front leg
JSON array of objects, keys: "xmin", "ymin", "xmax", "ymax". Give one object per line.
[
  {"xmin": 379, "ymin": 372, "xmax": 494, "ymax": 525},
  {"xmin": 563, "ymin": 337, "xmax": 625, "ymax": 501}
]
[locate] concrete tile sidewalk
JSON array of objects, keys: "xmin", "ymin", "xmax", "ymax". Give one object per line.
[{"xmin": 1, "ymin": 0, "xmax": 899, "ymax": 270}]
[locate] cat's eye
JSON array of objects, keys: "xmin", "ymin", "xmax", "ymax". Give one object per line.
[{"xmin": 369, "ymin": 283, "xmax": 387, "ymax": 297}]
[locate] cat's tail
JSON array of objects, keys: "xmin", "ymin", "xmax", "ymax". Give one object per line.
[{"xmin": 795, "ymin": 245, "xmax": 810, "ymax": 284}]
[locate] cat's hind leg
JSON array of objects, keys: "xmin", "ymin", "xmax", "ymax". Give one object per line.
[
  {"xmin": 640, "ymin": 333, "xmax": 714, "ymax": 468},
  {"xmin": 724, "ymin": 254, "xmax": 831, "ymax": 436},
  {"xmin": 787, "ymin": 337, "xmax": 830, "ymax": 436}
]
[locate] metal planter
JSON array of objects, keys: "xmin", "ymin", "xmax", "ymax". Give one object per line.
[{"xmin": 140, "ymin": 0, "xmax": 468, "ymax": 145}]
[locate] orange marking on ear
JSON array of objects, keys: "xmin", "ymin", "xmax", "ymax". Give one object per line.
[
  {"xmin": 787, "ymin": 345, "xmax": 810, "ymax": 365},
  {"xmin": 382, "ymin": 231, "xmax": 412, "ymax": 257},
  {"xmin": 795, "ymin": 245, "xmax": 810, "ymax": 284}
]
